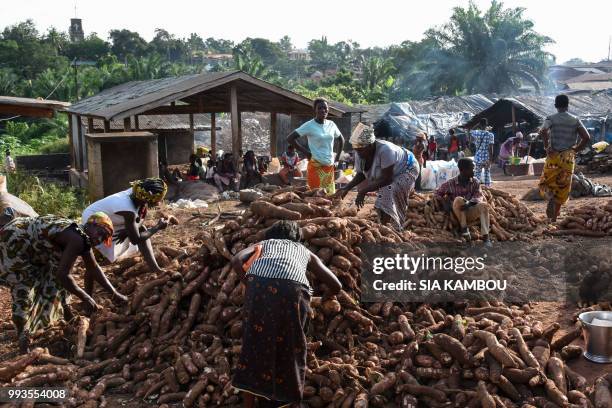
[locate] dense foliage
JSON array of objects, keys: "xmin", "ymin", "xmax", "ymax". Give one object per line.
[{"xmin": 0, "ymin": 1, "xmax": 555, "ymax": 154}]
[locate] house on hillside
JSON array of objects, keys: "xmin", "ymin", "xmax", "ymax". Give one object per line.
[{"xmin": 288, "ymin": 49, "xmax": 310, "ymax": 61}]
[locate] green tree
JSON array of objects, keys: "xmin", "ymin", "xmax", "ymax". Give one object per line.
[
  {"xmin": 233, "ymin": 50, "xmax": 278, "ymax": 82},
  {"xmin": 425, "ymin": 0, "xmax": 553, "ymax": 93},
  {"xmin": 308, "ymin": 37, "xmax": 338, "ymax": 71},
  {"xmin": 205, "ymin": 38, "xmax": 234, "ymax": 54},
  {"xmin": 150, "ymin": 28, "xmax": 187, "ymax": 62},
  {"xmin": 127, "ymin": 54, "xmax": 166, "ymax": 80},
  {"xmin": 0, "ymin": 20, "xmax": 63, "ymax": 78},
  {"xmin": 236, "ymin": 38, "xmax": 284, "ymax": 66},
  {"xmin": 361, "ymin": 56, "xmax": 396, "ymax": 91},
  {"xmin": 44, "ymin": 27, "xmax": 69, "ymax": 54},
  {"xmin": 0, "ymin": 68, "xmax": 20, "ymax": 95},
  {"xmin": 109, "ymin": 29, "xmax": 148, "ymax": 60},
  {"xmin": 65, "ymin": 33, "xmax": 110, "ymax": 61},
  {"xmin": 278, "ymin": 35, "xmax": 293, "ymax": 53}
]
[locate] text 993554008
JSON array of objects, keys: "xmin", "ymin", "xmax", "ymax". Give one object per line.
[{"xmin": 0, "ymin": 387, "xmax": 69, "ymax": 402}]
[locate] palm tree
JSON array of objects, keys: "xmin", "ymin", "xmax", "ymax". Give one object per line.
[
  {"xmin": 361, "ymin": 56, "xmax": 396, "ymax": 91},
  {"xmin": 0, "ymin": 68, "xmax": 20, "ymax": 96},
  {"xmin": 127, "ymin": 54, "xmax": 166, "ymax": 80},
  {"xmin": 425, "ymin": 0, "xmax": 553, "ymax": 94},
  {"xmin": 233, "ymin": 51, "xmax": 278, "ymax": 82}
]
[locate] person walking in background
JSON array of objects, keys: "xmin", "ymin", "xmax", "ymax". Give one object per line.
[
  {"xmin": 427, "ymin": 135, "xmax": 438, "ymax": 161},
  {"xmin": 448, "ymin": 129, "xmax": 460, "ymax": 161},
  {"xmin": 4, "ymin": 149, "xmax": 16, "ymax": 174},
  {"xmin": 539, "ymin": 94, "xmax": 590, "ymax": 222},
  {"xmin": 470, "ymin": 118, "xmax": 495, "ymax": 187},
  {"xmin": 413, "ymin": 133, "xmax": 427, "ymax": 167},
  {"xmin": 498, "ymin": 132, "xmax": 524, "ymax": 174},
  {"xmin": 287, "ymin": 98, "xmax": 344, "ymax": 195}
]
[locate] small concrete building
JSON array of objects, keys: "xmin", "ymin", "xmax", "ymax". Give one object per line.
[{"xmin": 86, "ymin": 132, "xmax": 158, "ymax": 200}]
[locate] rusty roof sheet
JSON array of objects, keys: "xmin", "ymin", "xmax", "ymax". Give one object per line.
[{"xmin": 64, "ymin": 70, "xmax": 346, "ymax": 120}]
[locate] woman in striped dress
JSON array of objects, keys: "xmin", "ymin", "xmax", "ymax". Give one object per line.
[{"xmin": 230, "ymin": 220, "xmax": 342, "ymax": 408}]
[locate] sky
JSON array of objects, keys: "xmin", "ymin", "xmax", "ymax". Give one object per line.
[{"xmin": 1, "ymin": 0, "xmax": 611, "ymax": 64}]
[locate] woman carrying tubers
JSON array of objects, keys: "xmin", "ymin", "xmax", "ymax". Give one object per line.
[
  {"xmin": 335, "ymin": 125, "xmax": 420, "ymax": 230},
  {"xmin": 82, "ymin": 177, "xmax": 171, "ymax": 274},
  {"xmin": 0, "ymin": 212, "xmax": 126, "ymax": 352},
  {"xmin": 230, "ymin": 220, "xmax": 342, "ymax": 408}
]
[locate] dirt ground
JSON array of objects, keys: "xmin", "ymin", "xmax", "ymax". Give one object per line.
[{"xmin": 1, "ymin": 168, "xmax": 611, "ymax": 388}]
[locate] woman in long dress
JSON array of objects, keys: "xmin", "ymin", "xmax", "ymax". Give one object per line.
[{"xmin": 335, "ymin": 126, "xmax": 420, "ymax": 230}]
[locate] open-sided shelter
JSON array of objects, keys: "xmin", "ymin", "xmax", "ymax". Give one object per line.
[
  {"xmin": 63, "ymin": 70, "xmax": 348, "ymax": 190},
  {"xmin": 462, "ymin": 98, "xmax": 543, "ymax": 135}
]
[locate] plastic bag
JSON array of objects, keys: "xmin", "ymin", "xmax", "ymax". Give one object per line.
[
  {"xmin": 420, "ymin": 167, "xmax": 437, "ymax": 190},
  {"xmin": 268, "ymin": 157, "xmax": 281, "ymax": 174}
]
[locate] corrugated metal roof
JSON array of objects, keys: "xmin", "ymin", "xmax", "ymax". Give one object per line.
[
  {"xmin": 64, "ymin": 70, "xmax": 346, "ymax": 120},
  {"xmin": 565, "ymin": 72, "xmax": 612, "ymax": 83},
  {"xmin": 358, "ymin": 91, "xmax": 612, "ymax": 125},
  {"xmin": 0, "ymin": 96, "xmax": 70, "ymax": 109}
]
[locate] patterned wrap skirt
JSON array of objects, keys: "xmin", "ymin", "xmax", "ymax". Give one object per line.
[
  {"xmin": 375, "ymin": 164, "xmax": 420, "ymax": 230},
  {"xmin": 232, "ymin": 275, "xmax": 311, "ymax": 406},
  {"xmin": 539, "ymin": 149, "xmax": 576, "ymax": 205},
  {"xmin": 307, "ymin": 159, "xmax": 335, "ymax": 195},
  {"xmin": 0, "ymin": 216, "xmax": 74, "ymax": 332}
]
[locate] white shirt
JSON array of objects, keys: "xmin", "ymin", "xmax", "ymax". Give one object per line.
[{"xmin": 82, "ymin": 188, "xmax": 140, "ymax": 262}]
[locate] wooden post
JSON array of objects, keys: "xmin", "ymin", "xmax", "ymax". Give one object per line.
[
  {"xmin": 270, "ymin": 112, "xmax": 278, "ymax": 157},
  {"xmin": 189, "ymin": 113, "xmax": 195, "ymax": 153},
  {"xmin": 211, "ymin": 113, "xmax": 217, "ymax": 157},
  {"xmin": 230, "ymin": 84, "xmax": 240, "ymax": 166},
  {"xmin": 511, "ymin": 104, "xmax": 517, "ymax": 135},
  {"xmin": 77, "ymin": 115, "xmax": 85, "ymax": 171},
  {"xmin": 103, "ymin": 120, "xmax": 111, "ymax": 133},
  {"xmin": 146, "ymin": 138, "xmax": 159, "ymax": 178},
  {"xmin": 67, "ymin": 114, "xmax": 75, "ymax": 169},
  {"xmin": 86, "ymin": 138, "xmax": 104, "ymax": 201},
  {"xmin": 123, "ymin": 117, "xmax": 131, "ymax": 131},
  {"xmin": 87, "ymin": 117, "xmax": 94, "ymax": 133},
  {"xmin": 134, "ymin": 115, "xmax": 140, "ymax": 130}
]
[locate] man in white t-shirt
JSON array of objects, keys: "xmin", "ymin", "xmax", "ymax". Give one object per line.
[{"xmin": 287, "ymin": 98, "xmax": 344, "ymax": 194}]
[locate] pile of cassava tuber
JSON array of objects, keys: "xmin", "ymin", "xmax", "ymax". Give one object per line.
[
  {"xmin": 554, "ymin": 200, "xmax": 612, "ymax": 237},
  {"xmin": 405, "ymin": 188, "xmax": 547, "ymax": 242},
  {"xmin": 1, "ymin": 186, "xmax": 611, "ymax": 408}
]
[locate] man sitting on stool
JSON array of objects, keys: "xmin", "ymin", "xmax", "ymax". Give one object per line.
[{"xmin": 435, "ymin": 158, "xmax": 491, "ymax": 246}]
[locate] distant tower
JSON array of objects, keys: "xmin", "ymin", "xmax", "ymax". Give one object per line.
[{"xmin": 69, "ymin": 18, "xmax": 84, "ymax": 42}]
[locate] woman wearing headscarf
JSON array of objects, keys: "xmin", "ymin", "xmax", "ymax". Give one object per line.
[
  {"xmin": 231, "ymin": 220, "xmax": 341, "ymax": 408},
  {"xmin": 0, "ymin": 212, "xmax": 126, "ymax": 352},
  {"xmin": 82, "ymin": 177, "xmax": 170, "ymax": 274},
  {"xmin": 335, "ymin": 126, "xmax": 420, "ymax": 230},
  {"xmin": 287, "ymin": 98, "xmax": 344, "ymax": 195}
]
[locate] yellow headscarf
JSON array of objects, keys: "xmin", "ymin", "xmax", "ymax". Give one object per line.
[
  {"xmin": 131, "ymin": 178, "xmax": 168, "ymax": 206},
  {"xmin": 86, "ymin": 211, "xmax": 114, "ymax": 247}
]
